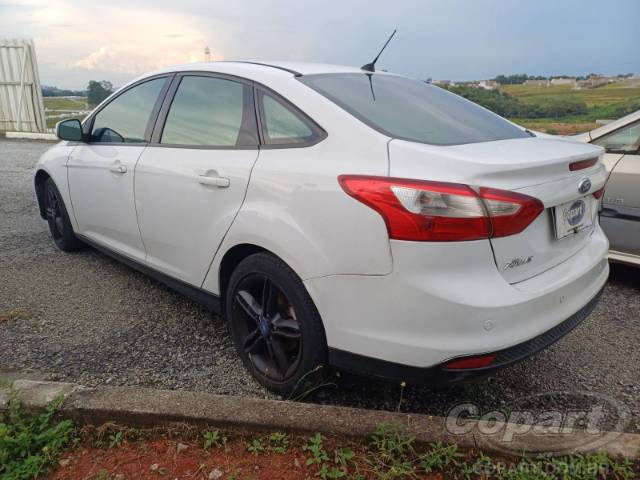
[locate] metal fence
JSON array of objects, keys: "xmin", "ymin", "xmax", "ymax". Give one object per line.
[{"xmin": 0, "ymin": 38, "xmax": 47, "ymax": 133}]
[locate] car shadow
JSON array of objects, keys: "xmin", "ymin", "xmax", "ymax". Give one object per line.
[{"xmin": 608, "ymin": 262, "xmax": 640, "ymax": 290}]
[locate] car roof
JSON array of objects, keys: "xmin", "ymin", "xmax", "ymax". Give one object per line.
[{"xmin": 150, "ymin": 61, "xmax": 367, "ymax": 78}]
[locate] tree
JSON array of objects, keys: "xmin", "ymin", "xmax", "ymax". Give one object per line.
[{"xmin": 87, "ymin": 80, "xmax": 113, "ymax": 106}]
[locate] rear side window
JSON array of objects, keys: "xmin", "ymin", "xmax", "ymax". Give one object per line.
[
  {"xmin": 91, "ymin": 77, "xmax": 166, "ymax": 143},
  {"xmin": 299, "ymin": 73, "xmax": 529, "ymax": 146},
  {"xmin": 258, "ymin": 90, "xmax": 322, "ymax": 146},
  {"xmin": 161, "ymin": 76, "xmax": 257, "ymax": 147}
]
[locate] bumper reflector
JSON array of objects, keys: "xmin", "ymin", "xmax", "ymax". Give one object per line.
[{"xmin": 442, "ymin": 353, "xmax": 497, "ymax": 370}]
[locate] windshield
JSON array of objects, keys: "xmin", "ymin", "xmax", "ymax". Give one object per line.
[{"xmin": 299, "ymin": 73, "xmax": 529, "ymax": 146}]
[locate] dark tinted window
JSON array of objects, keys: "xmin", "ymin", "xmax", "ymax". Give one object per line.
[
  {"xmin": 162, "ymin": 76, "xmax": 256, "ymax": 147},
  {"xmin": 260, "ymin": 91, "xmax": 315, "ymax": 145},
  {"xmin": 299, "ymin": 73, "xmax": 529, "ymax": 146},
  {"xmin": 91, "ymin": 78, "xmax": 166, "ymax": 143}
]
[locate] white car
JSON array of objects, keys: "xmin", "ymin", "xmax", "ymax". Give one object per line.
[
  {"xmin": 35, "ymin": 62, "xmax": 609, "ymax": 395},
  {"xmin": 574, "ymin": 110, "xmax": 640, "ymax": 266}
]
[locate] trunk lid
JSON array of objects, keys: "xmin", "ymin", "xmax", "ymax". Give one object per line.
[{"xmin": 388, "ymin": 137, "xmax": 607, "ymax": 283}]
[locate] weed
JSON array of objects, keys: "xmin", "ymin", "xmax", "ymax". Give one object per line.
[
  {"xmin": 94, "ymin": 468, "xmax": 110, "ymax": 480},
  {"xmin": 334, "ymin": 447, "xmax": 355, "ymax": 466},
  {"xmin": 267, "ymin": 431, "xmax": 289, "ymax": 454},
  {"xmin": 203, "ymin": 430, "xmax": 227, "ymax": 450},
  {"xmin": 247, "ymin": 438, "xmax": 264, "ymax": 456},
  {"xmin": 370, "ymin": 423, "xmax": 415, "ymax": 461},
  {"xmin": 289, "ymin": 365, "xmax": 338, "ymax": 401},
  {"xmin": 107, "ymin": 430, "xmax": 123, "ymax": 449},
  {"xmin": 396, "ymin": 382, "xmax": 406, "ymax": 412},
  {"xmin": 0, "ymin": 391, "xmax": 74, "ymax": 479},
  {"xmin": 303, "ymin": 433, "xmax": 329, "ymax": 467},
  {"xmin": 366, "ymin": 424, "xmax": 417, "ymax": 479},
  {"xmin": 419, "ymin": 441, "xmax": 463, "ymax": 472}
]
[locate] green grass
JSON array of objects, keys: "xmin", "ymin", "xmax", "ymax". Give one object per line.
[
  {"xmin": 43, "ymin": 97, "xmax": 88, "ymax": 111},
  {"xmin": 45, "ymin": 113, "xmax": 87, "ymax": 129},
  {"xmin": 501, "ymin": 80, "xmax": 640, "ymax": 108},
  {"xmin": 0, "ymin": 389, "xmax": 75, "ymax": 480},
  {"xmin": 43, "ymin": 97, "xmax": 88, "ymax": 130},
  {"xmin": 353, "ymin": 423, "xmax": 638, "ymax": 479}
]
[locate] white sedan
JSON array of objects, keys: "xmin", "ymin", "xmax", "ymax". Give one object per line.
[{"xmin": 35, "ymin": 62, "xmax": 608, "ymax": 394}]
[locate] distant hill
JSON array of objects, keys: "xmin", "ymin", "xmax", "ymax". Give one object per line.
[{"xmin": 42, "ymin": 85, "xmax": 86, "ymax": 97}]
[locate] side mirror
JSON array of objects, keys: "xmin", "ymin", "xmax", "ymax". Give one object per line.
[{"xmin": 56, "ymin": 119, "xmax": 84, "ymax": 142}]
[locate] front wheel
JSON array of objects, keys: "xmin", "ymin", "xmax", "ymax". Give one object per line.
[
  {"xmin": 44, "ymin": 178, "xmax": 83, "ymax": 252},
  {"xmin": 225, "ymin": 252, "xmax": 328, "ymax": 396}
]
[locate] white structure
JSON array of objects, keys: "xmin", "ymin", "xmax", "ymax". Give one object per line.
[
  {"xmin": 478, "ymin": 80, "xmax": 498, "ymax": 90},
  {"xmin": 550, "ymin": 78, "xmax": 576, "ymax": 87},
  {"xmin": 0, "ymin": 39, "xmax": 47, "ymax": 133}
]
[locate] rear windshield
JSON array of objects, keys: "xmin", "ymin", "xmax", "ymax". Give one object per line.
[{"xmin": 299, "ymin": 73, "xmax": 529, "ymax": 146}]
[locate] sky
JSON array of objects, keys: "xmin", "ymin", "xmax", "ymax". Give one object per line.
[{"xmin": 1, "ymin": 0, "xmax": 639, "ymax": 90}]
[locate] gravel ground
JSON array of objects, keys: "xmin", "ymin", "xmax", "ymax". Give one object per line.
[{"xmin": 1, "ymin": 138, "xmax": 638, "ymax": 433}]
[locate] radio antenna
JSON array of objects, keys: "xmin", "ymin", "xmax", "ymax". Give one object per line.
[{"xmin": 361, "ymin": 29, "xmax": 397, "ymax": 72}]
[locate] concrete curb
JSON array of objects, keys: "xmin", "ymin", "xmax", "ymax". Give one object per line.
[
  {"xmin": 1, "ymin": 379, "xmax": 638, "ymax": 459},
  {"xmin": 4, "ymin": 131, "xmax": 58, "ymax": 141}
]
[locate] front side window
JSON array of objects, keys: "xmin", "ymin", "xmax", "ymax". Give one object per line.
[
  {"xmin": 161, "ymin": 76, "xmax": 256, "ymax": 147},
  {"xmin": 260, "ymin": 91, "xmax": 317, "ymax": 145},
  {"xmin": 593, "ymin": 121, "xmax": 640, "ymax": 153},
  {"xmin": 299, "ymin": 73, "xmax": 529, "ymax": 146},
  {"xmin": 91, "ymin": 78, "xmax": 166, "ymax": 143}
]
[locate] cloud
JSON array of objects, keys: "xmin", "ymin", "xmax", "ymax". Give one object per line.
[
  {"xmin": 72, "ymin": 41, "xmax": 219, "ymax": 76},
  {"xmin": 2, "ymin": 0, "xmax": 639, "ymax": 89},
  {"xmin": 3, "ymin": 0, "xmax": 223, "ymax": 83}
]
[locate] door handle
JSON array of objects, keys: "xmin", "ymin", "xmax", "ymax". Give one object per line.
[
  {"xmin": 109, "ymin": 163, "xmax": 127, "ymax": 174},
  {"xmin": 197, "ymin": 174, "xmax": 230, "ymax": 188}
]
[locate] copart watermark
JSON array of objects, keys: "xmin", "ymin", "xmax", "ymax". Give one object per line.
[{"xmin": 445, "ymin": 391, "xmax": 630, "ymax": 455}]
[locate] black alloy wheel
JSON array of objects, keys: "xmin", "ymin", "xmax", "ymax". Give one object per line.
[
  {"xmin": 233, "ymin": 274, "xmax": 302, "ymax": 381},
  {"xmin": 43, "ymin": 178, "xmax": 83, "ymax": 252},
  {"xmin": 226, "ymin": 252, "xmax": 328, "ymax": 395}
]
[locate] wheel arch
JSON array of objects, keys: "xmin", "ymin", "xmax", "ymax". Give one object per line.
[
  {"xmin": 214, "ymin": 242, "xmax": 323, "ymax": 320},
  {"xmin": 34, "ymin": 169, "xmax": 52, "ymax": 219},
  {"xmin": 218, "ymin": 243, "xmax": 267, "ymax": 307}
]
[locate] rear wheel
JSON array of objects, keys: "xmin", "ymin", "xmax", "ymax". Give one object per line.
[
  {"xmin": 225, "ymin": 253, "xmax": 328, "ymax": 396},
  {"xmin": 44, "ymin": 178, "xmax": 83, "ymax": 252}
]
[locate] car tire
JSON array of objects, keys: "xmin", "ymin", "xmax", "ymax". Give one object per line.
[
  {"xmin": 225, "ymin": 252, "xmax": 328, "ymax": 396},
  {"xmin": 44, "ymin": 178, "xmax": 83, "ymax": 252}
]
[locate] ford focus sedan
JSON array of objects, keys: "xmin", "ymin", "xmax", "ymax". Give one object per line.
[{"xmin": 34, "ymin": 62, "xmax": 608, "ymax": 395}]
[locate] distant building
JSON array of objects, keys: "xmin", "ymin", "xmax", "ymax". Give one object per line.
[
  {"xmin": 432, "ymin": 79, "xmax": 456, "ymax": 87},
  {"xmin": 550, "ymin": 78, "xmax": 576, "ymax": 87},
  {"xmin": 576, "ymin": 75, "xmax": 610, "ymax": 89},
  {"xmin": 478, "ymin": 80, "xmax": 498, "ymax": 90}
]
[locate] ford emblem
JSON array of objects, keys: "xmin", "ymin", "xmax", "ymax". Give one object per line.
[{"xmin": 578, "ymin": 178, "xmax": 591, "ymax": 195}]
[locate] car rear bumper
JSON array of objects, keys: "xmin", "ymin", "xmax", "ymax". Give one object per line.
[
  {"xmin": 304, "ymin": 224, "xmax": 609, "ymax": 378},
  {"xmin": 327, "ymin": 286, "xmax": 603, "ymax": 385}
]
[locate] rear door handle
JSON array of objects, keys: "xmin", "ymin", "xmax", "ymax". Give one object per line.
[
  {"xmin": 109, "ymin": 163, "xmax": 127, "ymax": 174},
  {"xmin": 197, "ymin": 174, "xmax": 230, "ymax": 188}
]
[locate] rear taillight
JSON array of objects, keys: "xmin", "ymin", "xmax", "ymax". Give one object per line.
[
  {"xmin": 592, "ymin": 187, "xmax": 605, "ymax": 199},
  {"xmin": 478, "ymin": 187, "xmax": 545, "ymax": 238},
  {"xmin": 338, "ymin": 175, "xmax": 544, "ymax": 242}
]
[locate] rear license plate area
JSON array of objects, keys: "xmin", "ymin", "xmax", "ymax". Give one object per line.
[{"xmin": 553, "ymin": 196, "xmax": 594, "ymax": 239}]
